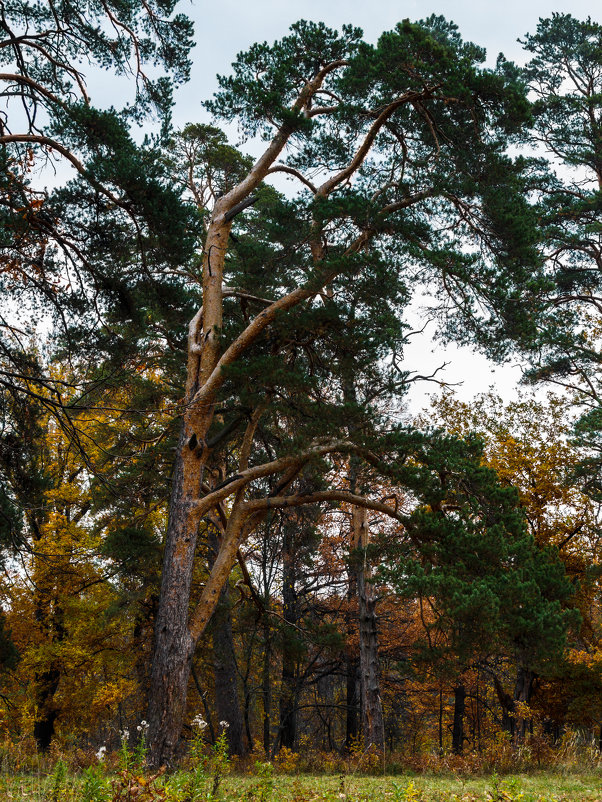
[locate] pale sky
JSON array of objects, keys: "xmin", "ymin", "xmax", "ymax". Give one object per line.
[
  {"xmin": 174, "ymin": 0, "xmax": 601, "ymax": 120},
  {"xmin": 97, "ymin": 1, "xmax": 602, "ymax": 412}
]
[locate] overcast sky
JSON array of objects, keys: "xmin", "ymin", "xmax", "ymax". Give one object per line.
[
  {"xmin": 94, "ymin": 1, "xmax": 601, "ymax": 413},
  {"xmin": 174, "ymin": 0, "xmax": 601, "ymax": 123}
]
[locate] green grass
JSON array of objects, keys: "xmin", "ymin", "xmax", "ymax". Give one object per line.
[{"xmin": 3, "ymin": 770, "xmax": 602, "ymax": 801}]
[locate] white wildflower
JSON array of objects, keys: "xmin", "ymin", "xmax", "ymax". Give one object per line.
[
  {"xmin": 96, "ymin": 745, "xmax": 106, "ymax": 762},
  {"xmin": 219, "ymin": 720, "xmax": 230, "ymax": 729},
  {"xmin": 192, "ymin": 714, "xmax": 207, "ymax": 729},
  {"xmin": 120, "ymin": 728, "xmax": 130, "ymax": 741}
]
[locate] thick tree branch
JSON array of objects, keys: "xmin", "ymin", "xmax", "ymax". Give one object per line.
[
  {"xmin": 217, "ymin": 59, "xmax": 348, "ymax": 213},
  {"xmin": 243, "ymin": 490, "xmax": 405, "ymax": 523}
]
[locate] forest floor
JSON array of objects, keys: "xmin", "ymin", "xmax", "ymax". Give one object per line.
[{"xmin": 4, "ymin": 769, "xmax": 602, "ymax": 801}]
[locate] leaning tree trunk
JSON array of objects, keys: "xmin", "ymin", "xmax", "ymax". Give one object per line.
[
  {"xmin": 144, "ymin": 204, "xmax": 254, "ymax": 766},
  {"xmin": 352, "ymin": 505, "xmax": 384, "ymax": 750},
  {"xmin": 144, "ymin": 186, "xmax": 280, "ymax": 766},
  {"xmin": 492, "ymin": 666, "xmax": 534, "ymax": 745}
]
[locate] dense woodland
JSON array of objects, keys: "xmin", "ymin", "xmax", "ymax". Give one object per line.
[{"xmin": 2, "ymin": 0, "xmax": 602, "ymax": 772}]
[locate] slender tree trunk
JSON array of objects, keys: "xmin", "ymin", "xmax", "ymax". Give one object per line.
[
  {"xmin": 212, "ymin": 588, "xmax": 245, "ymax": 754},
  {"xmin": 212, "ymin": 596, "xmax": 244, "ymax": 754},
  {"xmin": 452, "ymin": 684, "xmax": 466, "ymax": 755},
  {"xmin": 208, "ymin": 529, "xmax": 245, "ymax": 755},
  {"xmin": 353, "ymin": 505, "xmax": 384, "ymax": 750},
  {"xmin": 278, "ymin": 527, "xmax": 298, "ymax": 752},
  {"xmin": 476, "ymin": 673, "xmax": 481, "ymax": 751},
  {"xmin": 493, "ymin": 673, "xmax": 514, "ymax": 737},
  {"xmin": 438, "ymin": 686, "xmax": 444, "ymax": 756},
  {"xmin": 345, "ymin": 557, "xmax": 360, "ymax": 749},
  {"xmin": 512, "ymin": 665, "xmax": 534, "ymax": 744},
  {"xmin": 345, "ymin": 655, "xmax": 360, "ymax": 749},
  {"xmin": 262, "ymin": 616, "xmax": 272, "ymax": 755},
  {"xmin": 191, "ymin": 663, "xmax": 216, "ymax": 743}
]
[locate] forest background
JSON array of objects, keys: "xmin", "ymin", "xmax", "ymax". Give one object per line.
[{"xmin": 3, "ymin": 0, "xmax": 602, "ymax": 786}]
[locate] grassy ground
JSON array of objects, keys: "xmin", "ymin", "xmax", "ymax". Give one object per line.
[{"xmin": 3, "ymin": 770, "xmax": 602, "ymax": 801}]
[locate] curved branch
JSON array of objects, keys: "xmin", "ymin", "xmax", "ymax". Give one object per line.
[
  {"xmin": 243, "ymin": 490, "xmax": 404, "ymax": 523},
  {"xmin": 193, "ymin": 440, "xmax": 361, "ymax": 516},
  {"xmin": 0, "ymin": 72, "xmax": 65, "ymax": 109},
  {"xmin": 264, "ymin": 165, "xmax": 317, "ymax": 193},
  {"xmin": 0, "ymin": 134, "xmax": 123, "ymax": 207},
  {"xmin": 190, "ymin": 223, "xmax": 386, "ymax": 414},
  {"xmin": 317, "ymin": 86, "xmax": 439, "ymax": 198}
]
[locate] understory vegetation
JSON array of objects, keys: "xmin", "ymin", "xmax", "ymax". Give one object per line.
[{"xmin": 5, "ymin": 733, "xmax": 602, "ymax": 801}]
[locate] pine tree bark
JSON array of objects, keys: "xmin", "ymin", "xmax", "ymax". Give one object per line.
[
  {"xmin": 353, "ymin": 505, "xmax": 384, "ymax": 750},
  {"xmin": 278, "ymin": 525, "xmax": 298, "ymax": 752},
  {"xmin": 146, "ymin": 433, "xmax": 199, "ymax": 765},
  {"xmin": 345, "ymin": 550, "xmax": 360, "ymax": 749},
  {"xmin": 145, "ymin": 192, "xmax": 290, "ymax": 766}
]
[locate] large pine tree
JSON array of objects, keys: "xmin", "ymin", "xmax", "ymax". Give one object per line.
[{"xmin": 143, "ymin": 17, "xmax": 547, "ymax": 765}]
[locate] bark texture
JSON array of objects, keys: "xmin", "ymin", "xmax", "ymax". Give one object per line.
[
  {"xmin": 353, "ymin": 506, "xmax": 384, "ymax": 750},
  {"xmin": 147, "ymin": 437, "xmax": 198, "ymax": 765}
]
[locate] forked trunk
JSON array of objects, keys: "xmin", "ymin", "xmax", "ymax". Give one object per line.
[{"xmin": 146, "ymin": 208, "xmax": 234, "ymax": 766}]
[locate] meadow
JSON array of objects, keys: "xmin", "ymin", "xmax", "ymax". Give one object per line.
[
  {"xmin": 4, "ymin": 732, "xmax": 602, "ymax": 802},
  {"xmin": 4, "ymin": 767, "xmax": 602, "ymax": 801}
]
